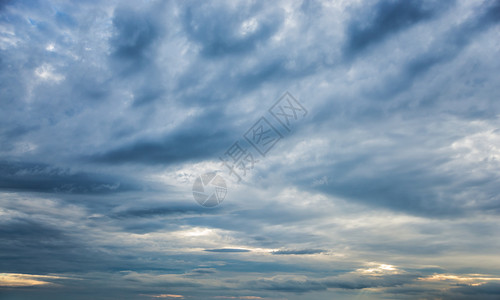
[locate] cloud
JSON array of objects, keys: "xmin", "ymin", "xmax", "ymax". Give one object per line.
[
  {"xmin": 146, "ymin": 294, "xmax": 184, "ymax": 298},
  {"xmin": 1, "ymin": 0, "xmax": 500, "ymax": 299},
  {"xmin": 204, "ymin": 249, "xmax": 251, "ymax": 253},
  {"xmin": 214, "ymin": 297, "xmax": 264, "ymax": 300},
  {"xmin": 248, "ymin": 277, "xmax": 327, "ymax": 293},
  {"xmin": 181, "ymin": 1, "xmax": 283, "ymax": 57},
  {"xmin": 88, "ymin": 126, "xmax": 231, "ymax": 165},
  {"xmin": 0, "ymin": 273, "xmax": 68, "ymax": 287},
  {"xmin": 344, "ymin": 0, "xmax": 452, "ymax": 59},
  {"xmin": 111, "ymin": 7, "xmax": 158, "ymax": 61},
  {"xmin": 111, "ymin": 205, "xmax": 213, "ymax": 219},
  {"xmin": 371, "ymin": 0, "xmax": 500, "ymax": 99},
  {"xmin": 450, "ymin": 282, "xmax": 500, "ymax": 299},
  {"xmin": 246, "ymin": 268, "xmax": 420, "ymax": 293},
  {"xmin": 271, "ymin": 249, "xmax": 326, "ymax": 255},
  {"xmin": 0, "ymin": 161, "xmax": 139, "ymax": 194}
]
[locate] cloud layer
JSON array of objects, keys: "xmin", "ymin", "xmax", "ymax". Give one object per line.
[{"xmin": 1, "ymin": 0, "xmax": 500, "ymax": 299}]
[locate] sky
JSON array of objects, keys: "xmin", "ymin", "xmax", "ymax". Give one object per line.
[{"xmin": 1, "ymin": 0, "xmax": 500, "ymax": 299}]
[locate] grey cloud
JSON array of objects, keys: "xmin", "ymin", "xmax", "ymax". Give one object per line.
[
  {"xmin": 110, "ymin": 5, "xmax": 161, "ymax": 71},
  {"xmin": 85, "ymin": 102, "xmax": 246, "ymax": 165},
  {"xmin": 112, "ymin": 205, "xmax": 215, "ymax": 219},
  {"xmin": 0, "ymin": 125, "xmax": 39, "ymax": 152},
  {"xmin": 247, "ymin": 273, "xmax": 419, "ymax": 293},
  {"xmin": 324, "ymin": 274, "xmax": 420, "ymax": 290},
  {"xmin": 107, "ymin": 2, "xmax": 170, "ymax": 106},
  {"xmin": 449, "ymin": 282, "xmax": 500, "ymax": 299},
  {"xmin": 368, "ymin": 0, "xmax": 500, "ymax": 100},
  {"xmin": 88, "ymin": 126, "xmax": 231, "ymax": 165},
  {"xmin": 0, "ymin": 0, "xmax": 12, "ymax": 11},
  {"xmin": 0, "ymin": 218, "xmax": 99, "ymax": 274},
  {"xmin": 384, "ymin": 281, "xmax": 500, "ymax": 300},
  {"xmin": 204, "ymin": 249, "xmax": 251, "ymax": 253},
  {"xmin": 182, "ymin": 1, "xmax": 283, "ymax": 57},
  {"xmin": 55, "ymin": 11, "xmax": 76, "ymax": 28},
  {"xmin": 344, "ymin": 0, "xmax": 452, "ymax": 60},
  {"xmin": 286, "ymin": 116, "xmax": 500, "ymax": 217},
  {"xmin": 250, "ymin": 278, "xmax": 327, "ymax": 293},
  {"xmin": 191, "ymin": 268, "xmax": 216, "ymax": 274},
  {"xmin": 0, "ymin": 161, "xmax": 139, "ymax": 194},
  {"xmin": 272, "ymin": 249, "xmax": 326, "ymax": 255},
  {"xmin": 1, "ymin": 1, "xmax": 500, "ymax": 299}
]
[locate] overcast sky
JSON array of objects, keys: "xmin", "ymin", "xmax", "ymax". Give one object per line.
[{"xmin": 1, "ymin": 0, "xmax": 500, "ymax": 299}]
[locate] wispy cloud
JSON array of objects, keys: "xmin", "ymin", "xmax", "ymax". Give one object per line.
[{"xmin": 0, "ymin": 273, "xmax": 69, "ymax": 287}]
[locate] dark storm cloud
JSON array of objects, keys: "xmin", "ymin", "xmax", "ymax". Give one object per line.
[
  {"xmin": 1, "ymin": 0, "xmax": 500, "ymax": 299},
  {"xmin": 0, "ymin": 218, "xmax": 104, "ymax": 274},
  {"xmin": 107, "ymin": 2, "xmax": 170, "ymax": 107},
  {"xmin": 370, "ymin": 0, "xmax": 500, "ymax": 100},
  {"xmin": 286, "ymin": 2, "xmax": 500, "ymax": 219},
  {"xmin": 0, "ymin": 161, "xmax": 139, "ymax": 194},
  {"xmin": 450, "ymin": 282, "xmax": 500, "ymax": 299},
  {"xmin": 169, "ymin": 1, "xmax": 318, "ymax": 103},
  {"xmin": 313, "ymin": 167, "xmax": 460, "ymax": 216},
  {"xmin": 214, "ymin": 259, "xmax": 319, "ymax": 274},
  {"xmin": 324, "ymin": 273, "xmax": 420, "ymax": 290},
  {"xmin": 88, "ymin": 121, "xmax": 232, "ymax": 165},
  {"xmin": 235, "ymin": 55, "xmax": 320, "ymax": 91},
  {"xmin": 344, "ymin": 0, "xmax": 452, "ymax": 59},
  {"xmin": 185, "ymin": 268, "xmax": 217, "ymax": 277},
  {"xmin": 182, "ymin": 1, "xmax": 283, "ymax": 57},
  {"xmin": 249, "ymin": 278, "xmax": 327, "ymax": 293},
  {"xmin": 296, "ymin": 146, "xmax": 499, "ymax": 217},
  {"xmin": 0, "ymin": 218, "xmax": 63, "ymax": 244},
  {"xmin": 410, "ymin": 0, "xmax": 500, "ymax": 67},
  {"xmin": 287, "ymin": 109, "xmax": 500, "ymax": 217},
  {"xmin": 247, "ymin": 273, "xmax": 419, "ymax": 293},
  {"xmin": 110, "ymin": 5, "xmax": 162, "ymax": 72},
  {"xmin": 204, "ymin": 248, "xmax": 250, "ymax": 253},
  {"xmin": 112, "ymin": 205, "xmax": 213, "ymax": 219},
  {"xmin": 192, "ymin": 268, "xmax": 216, "ymax": 274},
  {"xmin": 0, "ymin": 214, "xmax": 191, "ymax": 274},
  {"xmin": 0, "ymin": 219, "xmax": 68, "ymax": 260},
  {"xmin": 386, "ymin": 282, "xmax": 500, "ymax": 300},
  {"xmin": 112, "ymin": 9, "xmax": 156, "ymax": 59},
  {"xmin": 0, "ymin": 125, "xmax": 39, "ymax": 152}
]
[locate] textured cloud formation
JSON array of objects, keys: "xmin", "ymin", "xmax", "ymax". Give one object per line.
[{"xmin": 1, "ymin": 0, "xmax": 500, "ymax": 299}]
